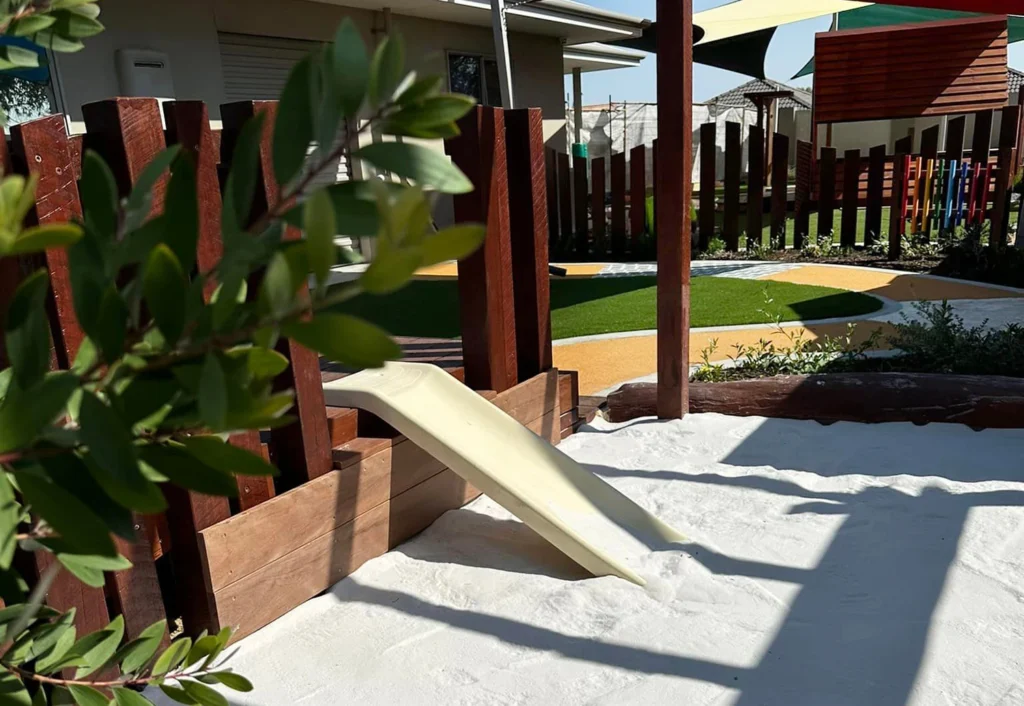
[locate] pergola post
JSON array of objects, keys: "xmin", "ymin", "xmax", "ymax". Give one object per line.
[{"xmin": 655, "ymin": 0, "xmax": 693, "ymax": 419}]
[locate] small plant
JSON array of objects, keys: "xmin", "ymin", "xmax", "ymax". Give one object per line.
[
  {"xmin": 692, "ymin": 286, "xmax": 882, "ymax": 382},
  {"xmin": 800, "ymin": 231, "xmax": 838, "ymax": 258}
]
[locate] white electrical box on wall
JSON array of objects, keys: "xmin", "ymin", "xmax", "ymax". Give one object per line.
[{"xmin": 115, "ymin": 49, "xmax": 175, "ymax": 98}]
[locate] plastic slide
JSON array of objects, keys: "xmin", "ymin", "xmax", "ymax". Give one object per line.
[{"xmin": 322, "ymin": 362, "xmax": 685, "ymax": 585}]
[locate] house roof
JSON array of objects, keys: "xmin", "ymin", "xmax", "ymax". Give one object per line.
[
  {"xmin": 563, "ymin": 42, "xmax": 646, "ymax": 74},
  {"xmin": 1010, "ymin": 67, "xmax": 1024, "ymax": 96},
  {"xmin": 705, "ymin": 78, "xmax": 812, "ymax": 111}
]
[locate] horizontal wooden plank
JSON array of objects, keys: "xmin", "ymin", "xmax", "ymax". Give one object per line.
[
  {"xmin": 325, "ymin": 407, "xmax": 358, "ymax": 446},
  {"xmin": 387, "ymin": 469, "xmax": 480, "ymax": 548},
  {"xmin": 209, "ymin": 501, "xmax": 390, "ymax": 640}
]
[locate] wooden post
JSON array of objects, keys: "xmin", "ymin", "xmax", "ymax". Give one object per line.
[
  {"xmin": 629, "ymin": 144, "xmax": 646, "ymax": 252},
  {"xmin": 573, "ymin": 154, "xmax": 588, "ymax": 257},
  {"xmin": 655, "ymin": 0, "xmax": 693, "ymax": 420},
  {"xmin": 544, "ymin": 148, "xmax": 559, "ymax": 254},
  {"xmin": 794, "ymin": 140, "xmax": 813, "ymax": 249},
  {"xmin": 504, "ymin": 108, "xmax": 552, "ymax": 382},
  {"xmin": 817, "ymin": 146, "xmax": 837, "ymax": 241},
  {"xmin": 920, "ymin": 128, "xmax": 939, "ymax": 240},
  {"xmin": 971, "ymin": 109, "xmax": 994, "ymax": 167},
  {"xmin": 722, "ymin": 121, "xmax": 741, "ymax": 251},
  {"xmin": 445, "ymin": 106, "xmax": 518, "ymax": 392},
  {"xmin": 79, "ymin": 98, "xmax": 170, "ymax": 642},
  {"xmin": 746, "ymin": 125, "xmax": 764, "ymax": 250},
  {"xmin": 889, "ymin": 153, "xmax": 909, "ymax": 259},
  {"xmin": 557, "ymin": 151, "xmax": 572, "ymax": 248},
  {"xmin": 610, "ymin": 152, "xmax": 626, "ymax": 258},
  {"xmin": 990, "ymin": 104, "xmax": 1020, "ymax": 248},
  {"xmin": 698, "ymin": 123, "xmax": 716, "ymax": 251},
  {"xmin": 590, "ymin": 157, "xmax": 606, "ymax": 255},
  {"xmin": 865, "ymin": 144, "xmax": 885, "ymax": 246},
  {"xmin": 770, "ymin": 132, "xmax": 789, "ymax": 249},
  {"xmin": 841, "ymin": 149, "xmax": 860, "ymax": 248},
  {"xmin": 946, "ymin": 116, "xmax": 967, "ymax": 162},
  {"xmin": 5, "ymin": 116, "xmax": 110, "ymax": 640},
  {"xmin": 894, "ymin": 135, "xmax": 913, "ymax": 156},
  {"xmin": 220, "ymin": 100, "xmax": 332, "ymax": 484}
]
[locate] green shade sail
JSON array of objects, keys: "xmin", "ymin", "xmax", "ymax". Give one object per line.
[{"xmin": 794, "ymin": 7, "xmax": 1024, "ymax": 78}]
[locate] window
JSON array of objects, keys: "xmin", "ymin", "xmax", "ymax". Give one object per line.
[
  {"xmin": 447, "ymin": 52, "xmax": 503, "ymax": 107},
  {"xmin": 0, "ymin": 37, "xmax": 59, "ymax": 126}
]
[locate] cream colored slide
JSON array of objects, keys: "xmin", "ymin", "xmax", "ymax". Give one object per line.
[{"xmin": 322, "ymin": 362, "xmax": 685, "ymax": 586}]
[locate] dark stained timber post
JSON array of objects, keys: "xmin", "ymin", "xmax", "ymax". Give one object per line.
[
  {"xmin": 770, "ymin": 132, "xmax": 789, "ymax": 249},
  {"xmin": 591, "ymin": 157, "xmax": 606, "ymax": 255},
  {"xmin": 945, "ymin": 116, "xmax": 966, "ymax": 162},
  {"xmin": 629, "ymin": 144, "xmax": 646, "ymax": 252},
  {"xmin": 80, "ymin": 98, "xmax": 171, "ymax": 642},
  {"xmin": 445, "ymin": 106, "xmax": 518, "ymax": 392},
  {"xmin": 991, "ymin": 103, "xmax": 1020, "ymax": 248},
  {"xmin": 746, "ymin": 125, "xmax": 764, "ymax": 250},
  {"xmin": 794, "ymin": 140, "xmax": 813, "ymax": 249},
  {"xmin": 817, "ymin": 146, "xmax": 837, "ymax": 242},
  {"xmin": 544, "ymin": 148, "xmax": 559, "ymax": 254},
  {"xmin": 573, "ymin": 154, "xmax": 588, "ymax": 257},
  {"xmin": 722, "ymin": 121, "xmax": 741, "ymax": 251},
  {"xmin": 655, "ymin": 0, "xmax": 693, "ymax": 420},
  {"xmin": 504, "ymin": 108, "xmax": 553, "ymax": 381},
  {"xmin": 865, "ymin": 144, "xmax": 885, "ymax": 246},
  {"xmin": 841, "ymin": 149, "xmax": 860, "ymax": 248},
  {"xmin": 889, "ymin": 153, "xmax": 909, "ymax": 260},
  {"xmin": 557, "ymin": 151, "xmax": 572, "ymax": 250},
  {"xmin": 699, "ymin": 122, "xmax": 716, "ymax": 251},
  {"xmin": 610, "ymin": 151, "xmax": 627, "ymax": 258}
]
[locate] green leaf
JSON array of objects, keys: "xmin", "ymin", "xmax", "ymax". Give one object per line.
[
  {"xmin": 356, "ymin": 142, "xmax": 472, "ymax": 194},
  {"xmin": 73, "ymin": 614, "xmax": 125, "ymax": 678},
  {"xmin": 303, "ymin": 190, "xmax": 336, "ymax": 288},
  {"xmin": 80, "ymin": 393, "xmax": 165, "ymax": 513},
  {"xmin": 7, "ymin": 224, "xmax": 82, "ymax": 255},
  {"xmin": 234, "ymin": 347, "xmax": 288, "ymax": 379},
  {"xmin": 15, "ymin": 470, "xmax": 117, "ymax": 557},
  {"xmin": 79, "ymin": 151, "xmax": 118, "ymax": 240},
  {"xmin": 110, "ymin": 688, "xmax": 150, "ymax": 706},
  {"xmin": 93, "ymin": 286, "xmax": 127, "ymax": 363},
  {"xmin": 157, "ymin": 685, "xmax": 196, "ymax": 706},
  {"xmin": 198, "ymin": 354, "xmax": 227, "ymax": 430},
  {"xmin": 332, "ymin": 18, "xmax": 369, "ymax": 117},
  {"xmin": 282, "ymin": 314, "xmax": 400, "ymax": 369},
  {"xmin": 0, "ymin": 373, "xmax": 78, "ymax": 454},
  {"xmin": 52, "ymin": 10, "xmax": 104, "ymax": 39},
  {"xmin": 138, "ymin": 445, "xmax": 237, "ymax": 497},
  {"xmin": 143, "ymin": 245, "xmax": 187, "ymax": 344},
  {"xmin": 0, "ymin": 44, "xmax": 39, "ymax": 69},
  {"xmin": 273, "ymin": 55, "xmax": 315, "ymax": 186},
  {"xmin": 35, "ymin": 624, "xmax": 77, "ymax": 674},
  {"xmin": 325, "ymin": 186, "xmax": 379, "ymax": 238},
  {"xmin": 40, "ymin": 454, "xmax": 135, "ymax": 541},
  {"xmin": 204, "ymin": 673, "xmax": 252, "ymax": 693},
  {"xmin": 34, "ymin": 31, "xmax": 84, "ymax": 54},
  {"xmin": 65, "ymin": 685, "xmax": 108, "ymax": 706},
  {"xmin": 163, "ymin": 153, "xmax": 199, "ymax": 272},
  {"xmin": 5, "ymin": 269, "xmax": 51, "ymax": 387},
  {"xmin": 391, "ymin": 95, "xmax": 475, "ymax": 130},
  {"xmin": 224, "ymin": 113, "xmax": 266, "ymax": 234},
  {"xmin": 30, "ymin": 683, "xmax": 45, "ymax": 706},
  {"xmin": 360, "ymin": 249, "xmax": 420, "ymax": 295},
  {"xmin": 367, "ymin": 34, "xmax": 404, "ymax": 107},
  {"xmin": 56, "ymin": 553, "xmax": 130, "ymax": 589},
  {"xmin": 185, "ymin": 635, "xmax": 219, "ymax": 668},
  {"xmin": 396, "ymin": 75, "xmax": 443, "ymax": 106},
  {"xmin": 419, "ymin": 224, "xmax": 485, "ymax": 266},
  {"xmin": 124, "ymin": 146, "xmax": 180, "ymax": 231},
  {"xmin": 9, "ymin": 15, "xmax": 58, "ymax": 37},
  {"xmin": 259, "ymin": 252, "xmax": 296, "ymax": 318},
  {"xmin": 118, "ymin": 619, "xmax": 166, "ymax": 674},
  {"xmin": 0, "ymin": 670, "xmax": 30, "ymax": 706},
  {"xmin": 26, "ymin": 613, "xmax": 75, "ymax": 662},
  {"xmin": 181, "ymin": 436, "xmax": 278, "ymax": 477},
  {"xmin": 0, "ymin": 473, "xmax": 20, "ymax": 570},
  {"xmin": 151, "ymin": 637, "xmax": 191, "ymax": 677},
  {"xmin": 180, "ymin": 681, "xmax": 226, "ymax": 706}
]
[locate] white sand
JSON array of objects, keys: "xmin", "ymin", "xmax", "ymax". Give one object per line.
[{"xmin": 170, "ymin": 415, "xmax": 1024, "ymax": 705}]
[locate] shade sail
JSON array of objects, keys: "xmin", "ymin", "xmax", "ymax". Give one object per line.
[{"xmin": 794, "ymin": 7, "xmax": 1024, "ymax": 78}]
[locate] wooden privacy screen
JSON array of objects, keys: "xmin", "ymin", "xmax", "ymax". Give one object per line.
[{"xmin": 814, "ymin": 15, "xmax": 1009, "ymax": 124}]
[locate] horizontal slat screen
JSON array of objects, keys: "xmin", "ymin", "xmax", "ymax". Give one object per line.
[{"xmin": 814, "ymin": 16, "xmax": 1009, "ymax": 125}]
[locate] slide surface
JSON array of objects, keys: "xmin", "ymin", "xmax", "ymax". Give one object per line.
[{"xmin": 322, "ymin": 363, "xmax": 685, "ymax": 585}]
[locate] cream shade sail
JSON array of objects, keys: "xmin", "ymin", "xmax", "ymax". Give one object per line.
[{"xmin": 694, "ymin": 0, "xmax": 871, "ymax": 45}]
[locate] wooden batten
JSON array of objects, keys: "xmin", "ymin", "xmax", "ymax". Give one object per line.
[{"xmin": 198, "ymin": 371, "xmax": 561, "ymax": 640}]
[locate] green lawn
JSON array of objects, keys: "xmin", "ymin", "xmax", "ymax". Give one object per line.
[{"xmin": 338, "ymin": 276, "xmax": 883, "ymax": 340}]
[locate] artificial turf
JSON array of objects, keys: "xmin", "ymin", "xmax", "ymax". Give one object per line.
[{"xmin": 337, "ymin": 276, "xmax": 883, "ymax": 340}]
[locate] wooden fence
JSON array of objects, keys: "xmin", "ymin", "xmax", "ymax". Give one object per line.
[
  {"xmin": 0, "ymin": 100, "xmax": 583, "ymax": 644},
  {"xmin": 548, "ymin": 102, "xmax": 1024, "ymax": 259}
]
